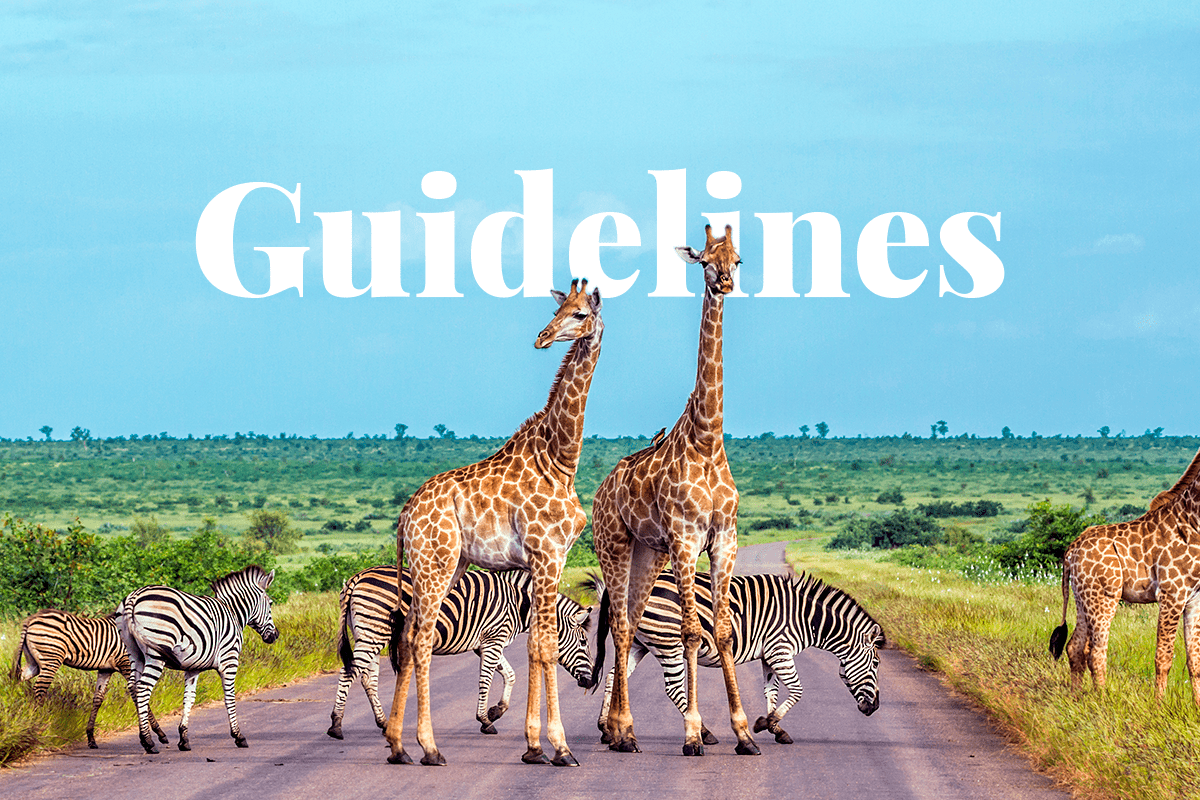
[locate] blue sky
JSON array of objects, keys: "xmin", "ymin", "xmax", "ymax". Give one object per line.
[{"xmin": 2, "ymin": 2, "xmax": 1198, "ymax": 440}]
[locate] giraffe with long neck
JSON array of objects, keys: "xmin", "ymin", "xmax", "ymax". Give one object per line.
[
  {"xmin": 1051, "ymin": 447, "xmax": 1200, "ymax": 703},
  {"xmin": 590, "ymin": 225, "xmax": 759, "ymax": 757},
  {"xmin": 384, "ymin": 279, "xmax": 603, "ymax": 767}
]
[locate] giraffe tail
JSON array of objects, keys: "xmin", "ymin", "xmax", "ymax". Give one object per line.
[
  {"xmin": 388, "ymin": 537, "xmax": 409, "ymax": 674},
  {"xmin": 588, "ymin": 582, "xmax": 611, "ymax": 694},
  {"xmin": 1048, "ymin": 557, "xmax": 1071, "ymax": 660}
]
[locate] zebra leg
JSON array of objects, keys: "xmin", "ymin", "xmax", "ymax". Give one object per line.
[
  {"xmin": 708, "ymin": 533, "xmax": 759, "ymax": 756},
  {"xmin": 30, "ymin": 656, "xmax": 62, "ymax": 704},
  {"xmin": 327, "ymin": 662, "xmax": 353, "ymax": 739},
  {"xmin": 597, "ymin": 640, "xmax": 647, "ymax": 743},
  {"xmin": 134, "ymin": 659, "xmax": 165, "ymax": 754},
  {"xmin": 361, "ymin": 644, "xmax": 387, "ymax": 729},
  {"xmin": 218, "ymin": 662, "xmax": 247, "ymax": 747},
  {"xmin": 754, "ymin": 653, "xmax": 800, "ymax": 744},
  {"xmin": 178, "ymin": 671, "xmax": 200, "ymax": 751},
  {"xmin": 476, "ymin": 646, "xmax": 511, "ymax": 734},
  {"xmin": 87, "ymin": 671, "xmax": 113, "ymax": 749},
  {"xmin": 120, "ymin": 664, "xmax": 168, "ymax": 744}
]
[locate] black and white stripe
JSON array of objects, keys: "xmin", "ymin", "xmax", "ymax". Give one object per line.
[
  {"xmin": 118, "ymin": 565, "xmax": 279, "ymax": 754},
  {"xmin": 12, "ymin": 609, "xmax": 168, "ymax": 749},
  {"xmin": 327, "ymin": 566, "xmax": 594, "ymax": 739},
  {"xmin": 591, "ymin": 571, "xmax": 884, "ymax": 745}
]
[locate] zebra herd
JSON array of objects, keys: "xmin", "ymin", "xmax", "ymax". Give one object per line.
[{"xmin": 10, "ymin": 561, "xmax": 884, "ymax": 756}]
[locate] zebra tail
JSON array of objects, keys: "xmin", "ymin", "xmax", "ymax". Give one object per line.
[
  {"xmin": 587, "ymin": 584, "xmax": 611, "ymax": 694},
  {"xmin": 337, "ymin": 591, "xmax": 355, "ymax": 677},
  {"xmin": 1049, "ymin": 557, "xmax": 1071, "ymax": 660},
  {"xmin": 10, "ymin": 627, "xmax": 29, "ymax": 681}
]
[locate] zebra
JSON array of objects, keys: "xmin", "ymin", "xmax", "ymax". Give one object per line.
[
  {"xmin": 327, "ymin": 565, "xmax": 595, "ymax": 740},
  {"xmin": 11, "ymin": 609, "xmax": 168, "ymax": 749},
  {"xmin": 588, "ymin": 570, "xmax": 885, "ymax": 745},
  {"xmin": 118, "ymin": 564, "xmax": 279, "ymax": 754}
]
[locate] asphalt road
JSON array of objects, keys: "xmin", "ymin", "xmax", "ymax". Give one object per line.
[{"xmin": 0, "ymin": 544, "xmax": 1071, "ymax": 800}]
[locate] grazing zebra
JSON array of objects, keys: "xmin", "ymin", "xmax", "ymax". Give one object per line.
[
  {"xmin": 118, "ymin": 565, "xmax": 279, "ymax": 754},
  {"xmin": 11, "ymin": 609, "xmax": 168, "ymax": 749},
  {"xmin": 328, "ymin": 566, "xmax": 594, "ymax": 740},
  {"xmin": 589, "ymin": 571, "xmax": 885, "ymax": 745}
]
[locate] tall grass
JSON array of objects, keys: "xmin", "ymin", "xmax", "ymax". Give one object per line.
[
  {"xmin": 789, "ymin": 545, "xmax": 1200, "ymax": 800},
  {"xmin": 0, "ymin": 591, "xmax": 341, "ymax": 765}
]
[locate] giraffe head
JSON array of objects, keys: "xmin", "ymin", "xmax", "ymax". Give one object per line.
[
  {"xmin": 534, "ymin": 278, "xmax": 603, "ymax": 349},
  {"xmin": 675, "ymin": 224, "xmax": 740, "ymax": 295}
]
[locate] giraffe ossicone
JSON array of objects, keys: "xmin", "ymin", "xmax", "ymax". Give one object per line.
[
  {"xmin": 1051, "ymin": 447, "xmax": 1200, "ymax": 704},
  {"xmin": 591, "ymin": 224, "xmax": 760, "ymax": 757},
  {"xmin": 383, "ymin": 277, "xmax": 602, "ymax": 767}
]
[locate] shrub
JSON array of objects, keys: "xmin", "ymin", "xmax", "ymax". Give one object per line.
[
  {"xmin": 747, "ymin": 516, "xmax": 798, "ymax": 531},
  {"xmin": 876, "ymin": 487, "xmax": 905, "ymax": 505},
  {"xmin": 245, "ymin": 509, "xmax": 302, "ymax": 555},
  {"xmin": 827, "ymin": 509, "xmax": 943, "ymax": 550},
  {"xmin": 916, "ymin": 499, "xmax": 1004, "ymax": 518},
  {"xmin": 992, "ymin": 500, "xmax": 1107, "ymax": 576}
]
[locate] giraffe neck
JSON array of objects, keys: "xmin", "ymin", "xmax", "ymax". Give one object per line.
[
  {"xmin": 537, "ymin": 320, "xmax": 603, "ymax": 475},
  {"xmin": 685, "ymin": 285, "xmax": 725, "ymax": 451}
]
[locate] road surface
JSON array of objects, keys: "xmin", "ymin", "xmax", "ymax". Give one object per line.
[{"xmin": 0, "ymin": 543, "xmax": 1070, "ymax": 799}]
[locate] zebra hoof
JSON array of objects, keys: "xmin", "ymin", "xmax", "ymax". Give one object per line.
[
  {"xmin": 753, "ymin": 716, "xmax": 771, "ymax": 733},
  {"xmin": 775, "ymin": 730, "xmax": 793, "ymax": 745},
  {"xmin": 599, "ymin": 729, "xmax": 613, "ymax": 745},
  {"xmin": 156, "ymin": 731, "xmax": 169, "ymax": 744},
  {"xmin": 327, "ymin": 726, "xmax": 344, "ymax": 740},
  {"xmin": 387, "ymin": 750, "xmax": 413, "ymax": 765},
  {"xmin": 682, "ymin": 742, "xmax": 704, "ymax": 757},
  {"xmin": 178, "ymin": 740, "xmax": 191, "ymax": 752},
  {"xmin": 87, "ymin": 740, "xmax": 98, "ymax": 750},
  {"xmin": 551, "ymin": 751, "xmax": 579, "ymax": 767},
  {"xmin": 142, "ymin": 744, "xmax": 159, "ymax": 755},
  {"xmin": 487, "ymin": 703, "xmax": 508, "ymax": 722},
  {"xmin": 735, "ymin": 740, "xmax": 761, "ymax": 756},
  {"xmin": 480, "ymin": 722, "xmax": 498, "ymax": 735},
  {"xmin": 234, "ymin": 736, "xmax": 249, "ymax": 749},
  {"xmin": 701, "ymin": 729, "xmax": 719, "ymax": 745},
  {"xmin": 420, "ymin": 751, "xmax": 446, "ymax": 767},
  {"xmin": 522, "ymin": 747, "xmax": 551, "ymax": 764}
]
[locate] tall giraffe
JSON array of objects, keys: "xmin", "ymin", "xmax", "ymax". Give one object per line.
[
  {"xmin": 384, "ymin": 279, "xmax": 603, "ymax": 767},
  {"xmin": 590, "ymin": 225, "xmax": 759, "ymax": 757},
  {"xmin": 1050, "ymin": 447, "xmax": 1200, "ymax": 703}
]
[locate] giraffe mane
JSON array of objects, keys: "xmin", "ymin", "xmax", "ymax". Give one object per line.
[
  {"xmin": 507, "ymin": 336, "xmax": 588, "ymax": 442},
  {"xmin": 1149, "ymin": 446, "xmax": 1200, "ymax": 510}
]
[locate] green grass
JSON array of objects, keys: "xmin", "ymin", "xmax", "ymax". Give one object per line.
[{"xmin": 787, "ymin": 541, "xmax": 1200, "ymax": 800}]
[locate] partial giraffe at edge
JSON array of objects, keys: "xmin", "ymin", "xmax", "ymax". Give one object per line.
[{"xmin": 1050, "ymin": 446, "xmax": 1200, "ymax": 702}]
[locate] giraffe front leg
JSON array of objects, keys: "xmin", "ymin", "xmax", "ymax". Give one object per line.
[
  {"xmin": 670, "ymin": 556, "xmax": 707, "ymax": 756},
  {"xmin": 1183, "ymin": 595, "xmax": 1200, "ymax": 706},
  {"xmin": 709, "ymin": 535, "xmax": 759, "ymax": 756},
  {"xmin": 1154, "ymin": 596, "xmax": 1185, "ymax": 699}
]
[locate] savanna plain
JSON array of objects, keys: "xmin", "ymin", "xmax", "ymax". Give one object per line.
[{"xmin": 1, "ymin": 430, "xmax": 1198, "ymax": 799}]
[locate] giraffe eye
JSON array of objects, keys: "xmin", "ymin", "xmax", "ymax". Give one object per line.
[{"xmin": 572, "ymin": 311, "xmax": 588, "ymax": 320}]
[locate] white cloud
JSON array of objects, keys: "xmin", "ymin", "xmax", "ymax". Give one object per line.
[{"xmin": 1064, "ymin": 233, "xmax": 1144, "ymax": 257}]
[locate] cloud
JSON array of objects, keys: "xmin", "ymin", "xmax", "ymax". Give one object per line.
[{"xmin": 1064, "ymin": 233, "xmax": 1144, "ymax": 257}]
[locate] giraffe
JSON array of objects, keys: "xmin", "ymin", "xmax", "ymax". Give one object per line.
[
  {"xmin": 590, "ymin": 224, "xmax": 759, "ymax": 757},
  {"xmin": 384, "ymin": 278, "xmax": 602, "ymax": 767},
  {"xmin": 1050, "ymin": 447, "xmax": 1200, "ymax": 703}
]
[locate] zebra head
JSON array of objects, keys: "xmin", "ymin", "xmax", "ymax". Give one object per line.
[
  {"xmin": 214, "ymin": 565, "xmax": 279, "ymax": 645},
  {"xmin": 836, "ymin": 621, "xmax": 885, "ymax": 716},
  {"xmin": 555, "ymin": 595, "xmax": 595, "ymax": 690}
]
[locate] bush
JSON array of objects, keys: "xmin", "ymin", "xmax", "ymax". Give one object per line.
[
  {"xmin": 916, "ymin": 499, "xmax": 1004, "ymax": 518},
  {"xmin": 992, "ymin": 500, "xmax": 1107, "ymax": 576},
  {"xmin": 876, "ymin": 487, "xmax": 905, "ymax": 505},
  {"xmin": 747, "ymin": 516, "xmax": 798, "ymax": 531},
  {"xmin": 827, "ymin": 509, "xmax": 943, "ymax": 550},
  {"xmin": 245, "ymin": 509, "xmax": 302, "ymax": 554}
]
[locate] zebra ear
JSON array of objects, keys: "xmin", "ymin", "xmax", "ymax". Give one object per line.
[{"xmin": 261, "ymin": 569, "xmax": 276, "ymax": 590}]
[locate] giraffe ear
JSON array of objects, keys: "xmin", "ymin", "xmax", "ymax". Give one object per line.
[
  {"xmin": 675, "ymin": 246, "xmax": 702, "ymax": 264},
  {"xmin": 588, "ymin": 286, "xmax": 602, "ymax": 313},
  {"xmin": 550, "ymin": 289, "xmax": 568, "ymax": 306}
]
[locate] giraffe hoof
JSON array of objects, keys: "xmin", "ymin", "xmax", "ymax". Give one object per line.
[
  {"xmin": 522, "ymin": 747, "xmax": 551, "ymax": 764},
  {"xmin": 611, "ymin": 738, "xmax": 640, "ymax": 754},
  {"xmin": 753, "ymin": 716, "xmax": 770, "ymax": 733},
  {"xmin": 420, "ymin": 751, "xmax": 446, "ymax": 766},
  {"xmin": 682, "ymin": 742, "xmax": 704, "ymax": 757},
  {"xmin": 551, "ymin": 751, "xmax": 580, "ymax": 767},
  {"xmin": 480, "ymin": 722, "xmax": 498, "ymax": 735},
  {"xmin": 736, "ymin": 740, "xmax": 761, "ymax": 756},
  {"xmin": 701, "ymin": 729, "xmax": 719, "ymax": 745},
  {"xmin": 387, "ymin": 750, "xmax": 413, "ymax": 765},
  {"xmin": 327, "ymin": 726, "xmax": 344, "ymax": 740},
  {"xmin": 775, "ymin": 731, "xmax": 793, "ymax": 745}
]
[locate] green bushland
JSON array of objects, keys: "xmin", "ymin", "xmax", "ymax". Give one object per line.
[{"xmin": 789, "ymin": 542, "xmax": 1200, "ymax": 800}]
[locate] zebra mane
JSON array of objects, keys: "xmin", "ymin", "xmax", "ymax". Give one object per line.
[
  {"xmin": 790, "ymin": 571, "xmax": 886, "ymax": 646},
  {"xmin": 211, "ymin": 564, "xmax": 273, "ymax": 595}
]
